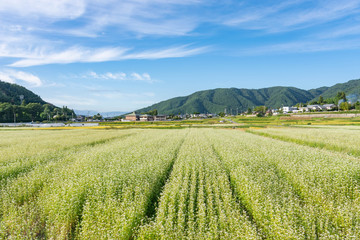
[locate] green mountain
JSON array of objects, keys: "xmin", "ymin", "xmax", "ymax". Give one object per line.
[
  {"xmin": 0, "ymin": 80, "xmax": 46, "ymax": 105},
  {"xmin": 137, "ymin": 79, "xmax": 360, "ymax": 115},
  {"xmin": 310, "ymin": 79, "xmax": 360, "ymax": 99}
]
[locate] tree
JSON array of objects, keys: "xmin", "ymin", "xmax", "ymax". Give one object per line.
[
  {"xmin": 336, "ymin": 91, "xmax": 346, "ymax": 104},
  {"xmin": 146, "ymin": 109, "xmax": 158, "ymax": 116},
  {"xmin": 218, "ymin": 112, "xmax": 225, "ymax": 117},
  {"xmin": 355, "ymin": 101, "xmax": 360, "ymax": 110},
  {"xmin": 12, "ymin": 105, "xmax": 18, "ymax": 123},
  {"xmin": 247, "ymin": 108, "xmax": 252, "ymax": 114},
  {"xmin": 318, "ymin": 95, "xmax": 324, "ymax": 105},
  {"xmin": 0, "ymin": 103, "xmax": 13, "ymax": 122},
  {"xmin": 40, "ymin": 105, "xmax": 52, "ymax": 121},
  {"xmin": 339, "ymin": 102, "xmax": 350, "ymax": 111},
  {"xmin": 93, "ymin": 113, "xmax": 103, "ymax": 120},
  {"xmin": 254, "ymin": 106, "xmax": 267, "ymax": 117},
  {"xmin": 25, "ymin": 103, "xmax": 43, "ymax": 122}
]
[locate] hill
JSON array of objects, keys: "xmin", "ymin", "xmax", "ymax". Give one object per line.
[
  {"xmin": 137, "ymin": 79, "xmax": 360, "ymax": 115},
  {"xmin": 0, "ymin": 80, "xmax": 46, "ymax": 105},
  {"xmin": 0, "ymin": 80, "xmax": 77, "ymax": 123},
  {"xmin": 310, "ymin": 79, "xmax": 360, "ymax": 99}
]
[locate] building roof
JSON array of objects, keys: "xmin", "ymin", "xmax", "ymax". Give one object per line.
[
  {"xmin": 126, "ymin": 111, "xmax": 138, "ymax": 116},
  {"xmin": 323, "ymin": 104, "xmax": 336, "ymax": 107}
]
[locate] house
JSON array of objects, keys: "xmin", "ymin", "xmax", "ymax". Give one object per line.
[
  {"xmin": 76, "ymin": 115, "xmax": 85, "ymax": 122},
  {"xmin": 298, "ymin": 107, "xmax": 310, "ymax": 112},
  {"xmin": 140, "ymin": 114, "xmax": 154, "ymax": 121},
  {"xmin": 125, "ymin": 112, "xmax": 139, "ymax": 121},
  {"xmin": 322, "ymin": 104, "xmax": 336, "ymax": 110},
  {"xmin": 307, "ymin": 105, "xmax": 325, "ymax": 111},
  {"xmin": 282, "ymin": 106, "xmax": 298, "ymax": 113},
  {"xmin": 154, "ymin": 115, "xmax": 166, "ymax": 121}
]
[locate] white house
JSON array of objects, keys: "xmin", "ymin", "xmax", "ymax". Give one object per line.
[
  {"xmin": 307, "ymin": 105, "xmax": 325, "ymax": 111},
  {"xmin": 298, "ymin": 107, "xmax": 310, "ymax": 112},
  {"xmin": 282, "ymin": 106, "xmax": 298, "ymax": 113},
  {"xmin": 322, "ymin": 104, "xmax": 336, "ymax": 110}
]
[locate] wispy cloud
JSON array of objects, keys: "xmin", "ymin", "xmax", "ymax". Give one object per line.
[
  {"xmin": 0, "ymin": 69, "xmax": 43, "ymax": 86},
  {"xmin": 241, "ymin": 39, "xmax": 360, "ymax": 55},
  {"xmin": 6, "ymin": 45, "xmax": 208, "ymax": 67},
  {"xmin": 0, "ymin": 0, "xmax": 86, "ymax": 20},
  {"xmin": 317, "ymin": 24, "xmax": 360, "ymax": 39},
  {"xmin": 81, "ymin": 71, "xmax": 155, "ymax": 83},
  {"xmin": 224, "ymin": 0, "xmax": 360, "ymax": 33},
  {"xmin": 1, "ymin": 0, "xmax": 360, "ymax": 67},
  {"xmin": 7, "ymin": 46, "xmax": 128, "ymax": 67},
  {"xmin": 0, "ymin": 0, "xmax": 203, "ymax": 38}
]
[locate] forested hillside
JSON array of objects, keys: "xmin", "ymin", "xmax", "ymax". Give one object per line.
[
  {"xmin": 0, "ymin": 80, "xmax": 75, "ymax": 122},
  {"xmin": 137, "ymin": 79, "xmax": 360, "ymax": 114}
]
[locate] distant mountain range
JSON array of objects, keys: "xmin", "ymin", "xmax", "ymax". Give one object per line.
[
  {"xmin": 2, "ymin": 78, "xmax": 360, "ymax": 116},
  {"xmin": 136, "ymin": 79, "xmax": 360, "ymax": 115}
]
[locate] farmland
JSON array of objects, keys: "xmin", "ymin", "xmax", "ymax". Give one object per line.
[{"xmin": 0, "ymin": 127, "xmax": 359, "ymax": 239}]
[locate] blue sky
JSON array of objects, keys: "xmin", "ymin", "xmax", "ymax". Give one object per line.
[{"xmin": 1, "ymin": 0, "xmax": 360, "ymax": 112}]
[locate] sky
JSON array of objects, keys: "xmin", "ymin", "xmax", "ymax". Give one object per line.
[{"xmin": 1, "ymin": 0, "xmax": 360, "ymax": 112}]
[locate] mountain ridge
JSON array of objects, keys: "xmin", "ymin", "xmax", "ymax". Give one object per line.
[
  {"xmin": 0, "ymin": 80, "xmax": 48, "ymax": 105},
  {"xmin": 136, "ymin": 79, "xmax": 360, "ymax": 115}
]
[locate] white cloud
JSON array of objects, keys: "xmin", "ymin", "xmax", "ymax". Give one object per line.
[
  {"xmin": 0, "ymin": 69, "xmax": 43, "ymax": 87},
  {"xmin": 0, "ymin": 0, "xmax": 86, "ymax": 19},
  {"xmin": 0, "ymin": 0, "xmax": 202, "ymax": 38},
  {"xmin": 224, "ymin": 0, "xmax": 360, "ymax": 33},
  {"xmin": 130, "ymin": 73, "xmax": 152, "ymax": 82},
  {"xmin": 6, "ymin": 45, "xmax": 208, "ymax": 67},
  {"xmin": 121, "ymin": 45, "xmax": 209, "ymax": 60},
  {"xmin": 8, "ymin": 46, "xmax": 129, "ymax": 67},
  {"xmin": 317, "ymin": 24, "xmax": 360, "ymax": 39},
  {"xmin": 81, "ymin": 71, "xmax": 155, "ymax": 83},
  {"xmin": 241, "ymin": 39, "xmax": 360, "ymax": 55}
]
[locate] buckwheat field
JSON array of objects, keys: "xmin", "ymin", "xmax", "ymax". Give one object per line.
[{"xmin": 0, "ymin": 127, "xmax": 359, "ymax": 239}]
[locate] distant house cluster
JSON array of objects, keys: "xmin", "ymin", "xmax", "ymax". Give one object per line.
[
  {"xmin": 122, "ymin": 112, "xmax": 217, "ymax": 121},
  {"xmin": 123, "ymin": 112, "xmax": 166, "ymax": 122},
  {"xmin": 281, "ymin": 104, "xmax": 337, "ymax": 113}
]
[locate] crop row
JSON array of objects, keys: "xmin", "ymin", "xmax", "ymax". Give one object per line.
[
  {"xmin": 0, "ymin": 129, "xmax": 136, "ymax": 188},
  {"xmin": 248, "ymin": 126, "xmax": 360, "ymax": 156},
  {"xmin": 138, "ymin": 129, "xmax": 259, "ymax": 239},
  {"xmin": 0, "ymin": 129, "xmax": 186, "ymax": 239},
  {"xmin": 207, "ymin": 129, "xmax": 360, "ymax": 239}
]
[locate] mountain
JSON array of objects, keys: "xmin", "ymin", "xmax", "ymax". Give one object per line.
[
  {"xmin": 0, "ymin": 80, "xmax": 47, "ymax": 105},
  {"xmin": 136, "ymin": 79, "xmax": 360, "ymax": 115},
  {"xmin": 310, "ymin": 79, "xmax": 360, "ymax": 99}
]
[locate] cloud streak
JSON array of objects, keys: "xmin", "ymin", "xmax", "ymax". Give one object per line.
[
  {"xmin": 1, "ymin": 0, "xmax": 360, "ymax": 67},
  {"xmin": 224, "ymin": 0, "xmax": 360, "ymax": 33},
  {"xmin": 7, "ymin": 45, "xmax": 208, "ymax": 67},
  {"xmin": 240, "ymin": 39, "xmax": 360, "ymax": 55},
  {"xmin": 0, "ymin": 69, "xmax": 43, "ymax": 86},
  {"xmin": 83, "ymin": 71, "xmax": 155, "ymax": 83}
]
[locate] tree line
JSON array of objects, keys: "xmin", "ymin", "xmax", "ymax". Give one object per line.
[{"xmin": 0, "ymin": 102, "xmax": 76, "ymax": 123}]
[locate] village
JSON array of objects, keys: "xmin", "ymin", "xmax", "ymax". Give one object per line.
[{"xmin": 116, "ymin": 103, "xmax": 349, "ymax": 122}]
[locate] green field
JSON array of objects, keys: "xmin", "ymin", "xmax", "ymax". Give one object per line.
[{"xmin": 0, "ymin": 127, "xmax": 359, "ymax": 239}]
